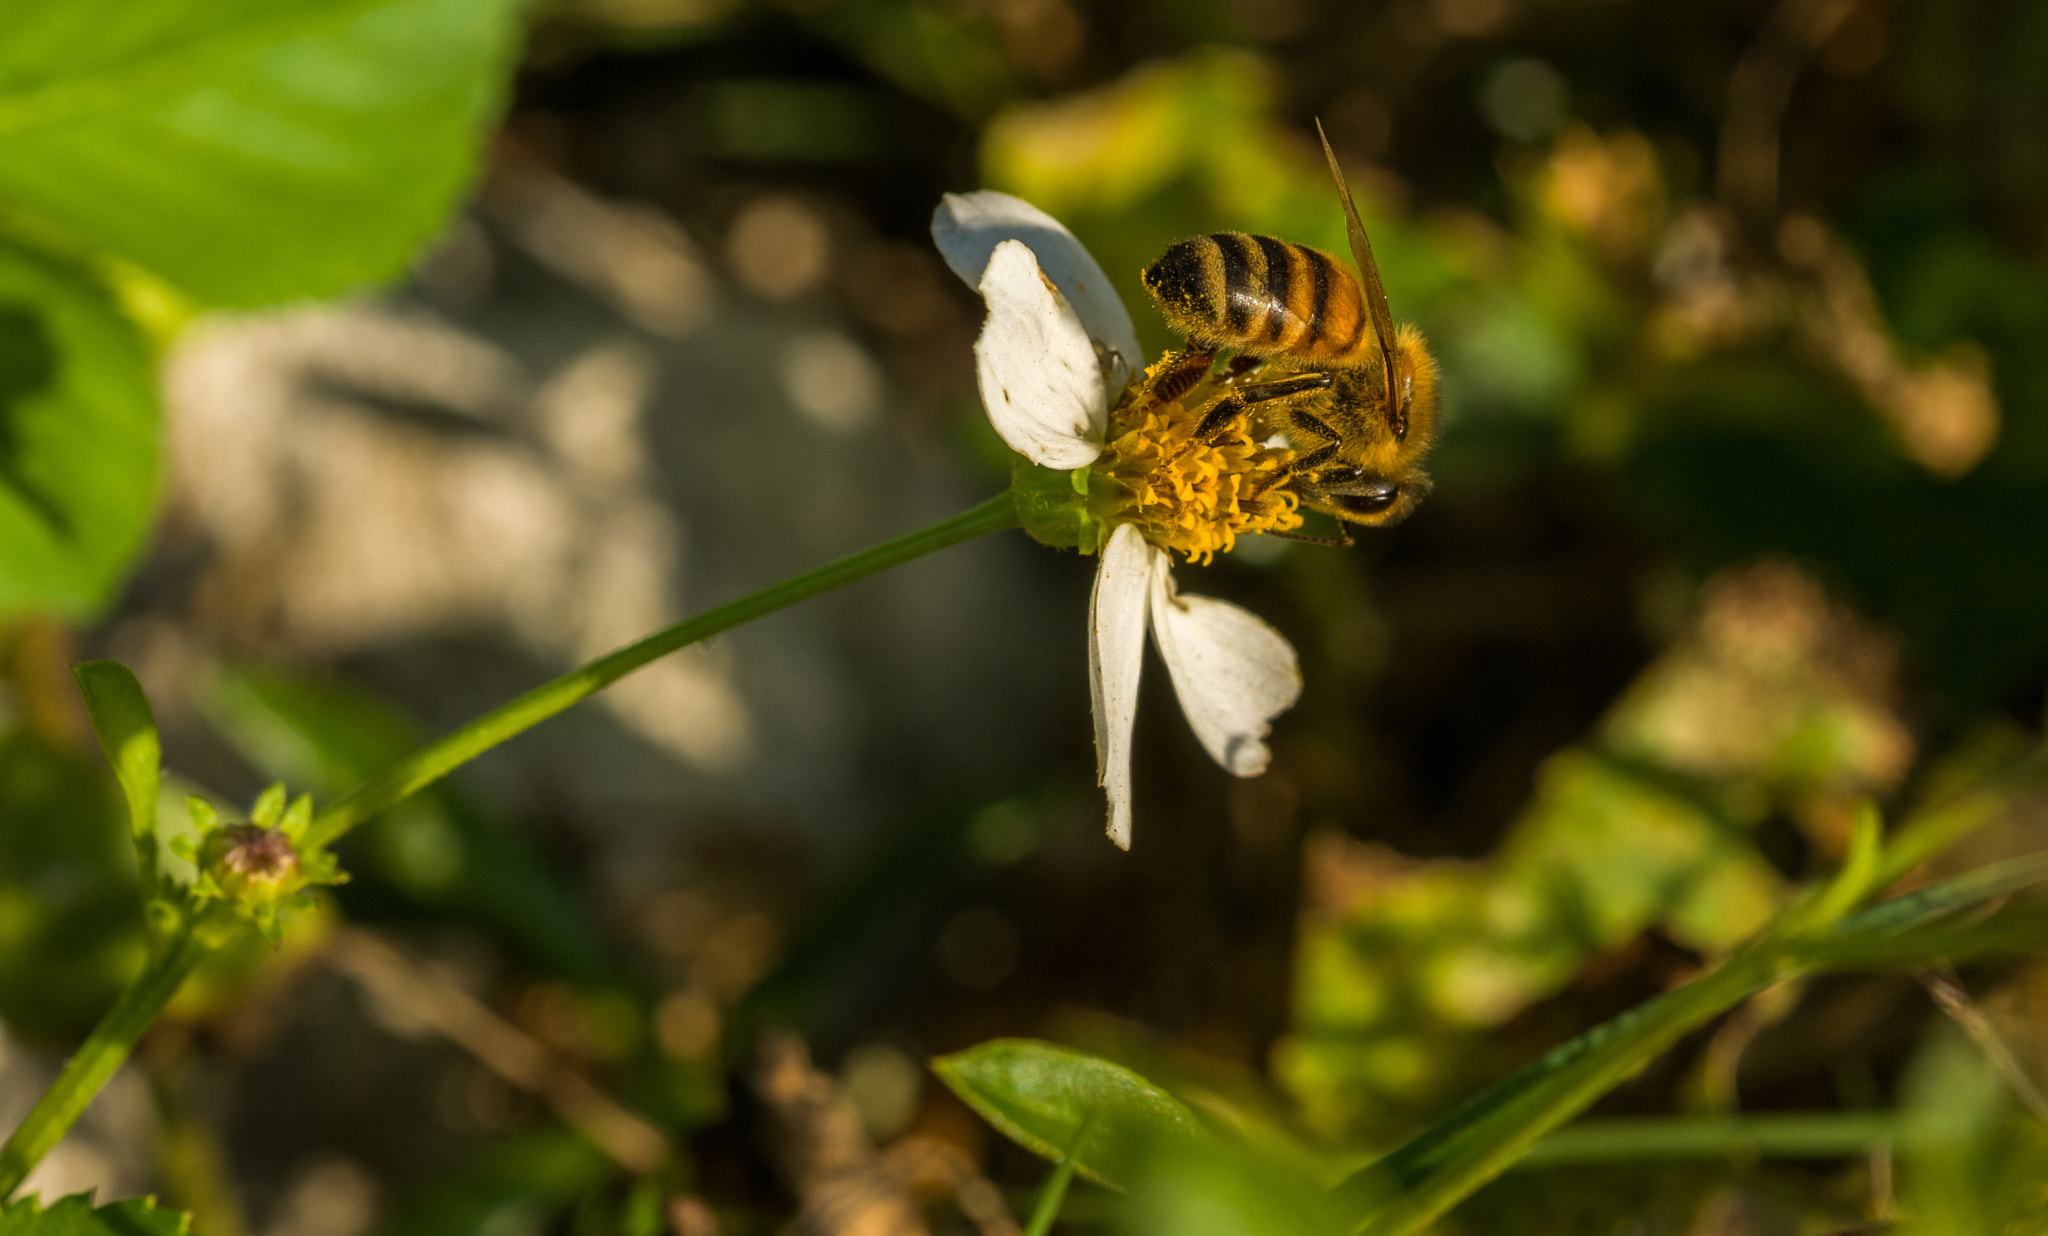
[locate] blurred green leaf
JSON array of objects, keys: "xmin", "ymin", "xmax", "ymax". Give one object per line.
[
  {"xmin": 805, "ymin": 0, "xmax": 1014, "ymax": 121},
  {"xmin": 0, "ymin": 242, "xmax": 155, "ymax": 619},
  {"xmin": 1278, "ymin": 749, "xmax": 1786, "ymax": 1141},
  {"xmin": 72, "ymin": 660, "xmax": 160, "ymax": 849},
  {"xmin": 1504, "ymin": 752, "xmax": 1784, "ymax": 955},
  {"xmin": 379, "ymin": 1127, "xmax": 610, "ymax": 1236},
  {"xmin": 1896, "ymin": 1015, "xmax": 2048, "ymax": 1234},
  {"xmin": 0, "ymin": 1194, "xmax": 190, "ymax": 1235},
  {"xmin": 0, "ymin": 730, "xmax": 144, "ymax": 1039},
  {"xmin": 688, "ymin": 79, "xmax": 891, "ymax": 162},
  {"xmin": 1515, "ymin": 1112, "xmax": 1912, "ymax": 1168},
  {"xmin": 932, "ymin": 1039, "xmax": 1204, "ymax": 1189},
  {"xmin": 1118, "ymin": 1133, "xmax": 1343, "ymax": 1236},
  {"xmin": 0, "ymin": 0, "xmax": 525, "ymax": 308}
]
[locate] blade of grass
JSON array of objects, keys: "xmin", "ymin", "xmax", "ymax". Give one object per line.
[
  {"xmin": 1342, "ymin": 847, "xmax": 2048, "ymax": 1235},
  {"xmin": 1337, "ymin": 941, "xmax": 1786, "ymax": 1232},
  {"xmin": 1811, "ymin": 851, "xmax": 2048, "ymax": 945}
]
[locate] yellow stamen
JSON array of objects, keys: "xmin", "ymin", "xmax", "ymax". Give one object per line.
[{"xmin": 1096, "ymin": 361, "xmax": 1302, "ymax": 565}]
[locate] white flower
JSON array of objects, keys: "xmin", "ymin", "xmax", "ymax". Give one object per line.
[{"xmin": 933, "ymin": 191, "xmax": 1304, "ymax": 849}]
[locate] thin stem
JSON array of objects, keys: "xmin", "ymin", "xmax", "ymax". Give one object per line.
[
  {"xmin": 1021, "ymin": 1154, "xmax": 1079, "ymax": 1236},
  {"xmin": 0, "ymin": 495, "xmax": 1019, "ymax": 1199},
  {"xmin": 0, "ymin": 921, "xmax": 207, "ymax": 1198},
  {"xmin": 305, "ymin": 493, "xmax": 1018, "ymax": 850}
]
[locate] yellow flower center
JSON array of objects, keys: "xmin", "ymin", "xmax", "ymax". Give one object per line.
[{"xmin": 1097, "ymin": 360, "xmax": 1303, "ymax": 565}]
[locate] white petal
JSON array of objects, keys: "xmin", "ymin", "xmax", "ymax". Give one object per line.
[
  {"xmin": 934, "ymin": 190, "xmax": 1142, "ymax": 388},
  {"xmin": 1148, "ymin": 566, "xmax": 1302, "ymax": 778},
  {"xmin": 974, "ymin": 240, "xmax": 1108, "ymax": 469},
  {"xmin": 1090, "ymin": 523, "xmax": 1157, "ymax": 849}
]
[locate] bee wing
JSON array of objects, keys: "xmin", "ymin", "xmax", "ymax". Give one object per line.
[{"xmin": 1316, "ymin": 120, "xmax": 1399, "ymax": 413}]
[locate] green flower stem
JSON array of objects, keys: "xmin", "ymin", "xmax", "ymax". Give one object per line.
[
  {"xmin": 0, "ymin": 918, "xmax": 208, "ymax": 1198},
  {"xmin": 304, "ymin": 491, "xmax": 1019, "ymax": 850},
  {"xmin": 0, "ymin": 494, "xmax": 1018, "ymax": 1200},
  {"xmin": 1021, "ymin": 1151, "xmax": 1080, "ymax": 1236}
]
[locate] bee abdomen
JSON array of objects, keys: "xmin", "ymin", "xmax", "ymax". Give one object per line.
[{"xmin": 1141, "ymin": 233, "xmax": 1371, "ymax": 364}]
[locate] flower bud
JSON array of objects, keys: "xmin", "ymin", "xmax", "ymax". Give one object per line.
[{"xmin": 202, "ymin": 823, "xmax": 301, "ymax": 903}]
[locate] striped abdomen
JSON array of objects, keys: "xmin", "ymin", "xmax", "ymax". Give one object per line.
[{"xmin": 1141, "ymin": 233, "xmax": 1372, "ymax": 364}]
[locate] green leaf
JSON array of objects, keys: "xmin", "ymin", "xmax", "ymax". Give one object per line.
[
  {"xmin": 72, "ymin": 661, "xmax": 160, "ymax": 846},
  {"xmin": 0, "ymin": 0, "xmax": 525, "ymax": 308},
  {"xmin": 0, "ymin": 731, "xmax": 146, "ymax": 1039},
  {"xmin": 0, "ymin": 1193, "xmax": 191, "ymax": 1235},
  {"xmin": 932, "ymin": 1039, "xmax": 1204, "ymax": 1189},
  {"xmin": 0, "ymin": 242, "xmax": 155, "ymax": 617}
]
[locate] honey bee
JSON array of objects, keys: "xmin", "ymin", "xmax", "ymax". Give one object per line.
[{"xmin": 1137, "ymin": 123, "xmax": 1441, "ymax": 533}]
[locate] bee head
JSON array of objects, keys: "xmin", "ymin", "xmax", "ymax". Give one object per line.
[{"xmin": 1299, "ymin": 464, "xmax": 1432, "ymax": 529}]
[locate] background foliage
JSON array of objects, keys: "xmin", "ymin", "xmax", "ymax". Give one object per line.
[{"xmin": 2, "ymin": 0, "xmax": 2047, "ymax": 1233}]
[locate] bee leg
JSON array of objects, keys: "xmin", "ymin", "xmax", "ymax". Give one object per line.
[
  {"xmin": 1194, "ymin": 395, "xmax": 1249, "ymax": 441},
  {"xmin": 1253, "ymin": 440, "xmax": 1339, "ymax": 495},
  {"xmin": 1272, "ymin": 442, "xmax": 1339, "ymax": 478},
  {"xmin": 1238, "ymin": 373, "xmax": 1334, "ymax": 405},
  {"xmin": 1147, "ymin": 348, "xmax": 1215, "ymax": 404},
  {"xmin": 1196, "ymin": 376, "xmax": 1335, "ymax": 442},
  {"xmin": 1267, "ymin": 407, "xmax": 1345, "ymax": 460},
  {"xmin": 1263, "ymin": 525, "xmax": 1355, "ymax": 548},
  {"xmin": 1225, "ymin": 354, "xmax": 1263, "ymax": 379}
]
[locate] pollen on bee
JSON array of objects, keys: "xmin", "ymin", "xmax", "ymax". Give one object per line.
[{"xmin": 1095, "ymin": 360, "xmax": 1303, "ymax": 564}]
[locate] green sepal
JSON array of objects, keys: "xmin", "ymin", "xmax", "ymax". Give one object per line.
[
  {"xmin": 281, "ymin": 793, "xmax": 314, "ymax": 839},
  {"xmin": 251, "ymin": 783, "xmax": 287, "ymax": 828},
  {"xmin": 1011, "ymin": 462, "xmax": 1116, "ymax": 554}
]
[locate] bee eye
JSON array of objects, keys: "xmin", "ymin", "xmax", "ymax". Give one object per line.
[{"xmin": 1333, "ymin": 483, "xmax": 1400, "ymax": 515}]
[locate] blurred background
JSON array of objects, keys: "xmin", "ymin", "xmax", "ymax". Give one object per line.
[{"xmin": 3, "ymin": 0, "xmax": 2048, "ymax": 1232}]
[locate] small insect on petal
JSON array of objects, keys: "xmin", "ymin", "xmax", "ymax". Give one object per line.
[
  {"xmin": 975, "ymin": 240, "xmax": 1110, "ymax": 470},
  {"xmin": 933, "ymin": 190, "xmax": 1142, "ymax": 383},
  {"xmin": 1147, "ymin": 566, "xmax": 1302, "ymax": 777},
  {"xmin": 1090, "ymin": 523, "xmax": 1157, "ymax": 849}
]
